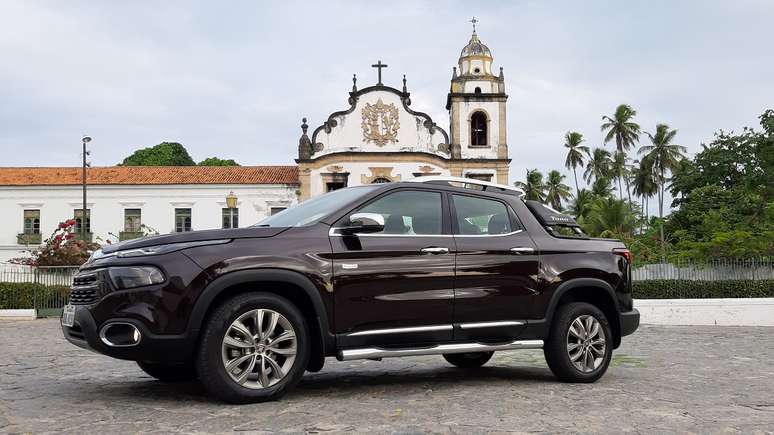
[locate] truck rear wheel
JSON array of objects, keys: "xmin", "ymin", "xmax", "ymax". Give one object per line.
[
  {"xmin": 196, "ymin": 292, "xmax": 310, "ymax": 403},
  {"xmin": 544, "ymin": 302, "xmax": 612, "ymax": 383}
]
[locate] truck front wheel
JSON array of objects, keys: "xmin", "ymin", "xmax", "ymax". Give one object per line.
[{"xmin": 196, "ymin": 292, "xmax": 310, "ymax": 403}]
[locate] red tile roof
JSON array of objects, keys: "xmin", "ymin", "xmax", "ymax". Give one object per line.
[{"xmin": 0, "ymin": 166, "xmax": 299, "ymax": 186}]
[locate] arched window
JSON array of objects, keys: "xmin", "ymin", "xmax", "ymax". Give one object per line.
[
  {"xmin": 470, "ymin": 111, "xmax": 487, "ymax": 146},
  {"xmin": 371, "ymin": 177, "xmax": 391, "ymax": 184},
  {"xmin": 474, "ymin": 87, "xmax": 482, "ymax": 94}
]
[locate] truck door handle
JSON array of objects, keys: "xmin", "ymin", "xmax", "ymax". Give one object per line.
[
  {"xmin": 510, "ymin": 247, "xmax": 535, "ymax": 255},
  {"xmin": 421, "ymin": 247, "xmax": 449, "ymax": 254}
]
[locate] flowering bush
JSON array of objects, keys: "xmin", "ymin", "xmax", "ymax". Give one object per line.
[{"xmin": 10, "ymin": 219, "xmax": 99, "ymax": 266}]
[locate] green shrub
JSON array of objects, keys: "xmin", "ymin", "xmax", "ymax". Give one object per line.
[
  {"xmin": 633, "ymin": 280, "xmax": 774, "ymax": 299},
  {"xmin": 0, "ymin": 282, "xmax": 70, "ymax": 309}
]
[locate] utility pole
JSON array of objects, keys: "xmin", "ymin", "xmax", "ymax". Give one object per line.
[{"xmin": 81, "ymin": 135, "xmax": 92, "ymax": 240}]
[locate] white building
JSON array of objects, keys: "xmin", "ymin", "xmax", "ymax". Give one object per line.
[
  {"xmin": 0, "ymin": 166, "xmax": 298, "ymax": 263},
  {"xmin": 0, "ymin": 27, "xmax": 510, "ymax": 263}
]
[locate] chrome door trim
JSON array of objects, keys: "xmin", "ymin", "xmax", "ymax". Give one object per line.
[
  {"xmin": 339, "ymin": 339, "xmax": 544, "ymax": 361},
  {"xmin": 454, "ymin": 229, "xmax": 524, "ymax": 238},
  {"xmin": 458, "ymin": 320, "xmax": 525, "ymax": 329},
  {"xmin": 347, "ymin": 324, "xmax": 453, "ymax": 337}
]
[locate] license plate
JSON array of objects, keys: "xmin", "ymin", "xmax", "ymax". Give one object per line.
[{"xmin": 61, "ymin": 304, "xmax": 76, "ymax": 327}]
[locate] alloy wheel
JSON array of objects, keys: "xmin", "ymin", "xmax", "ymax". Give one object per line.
[
  {"xmin": 566, "ymin": 314, "xmax": 606, "ymax": 373},
  {"xmin": 221, "ymin": 308, "xmax": 297, "ymax": 389}
]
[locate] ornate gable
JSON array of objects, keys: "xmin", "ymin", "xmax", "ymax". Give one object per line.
[{"xmin": 302, "ymin": 80, "xmax": 450, "ymax": 160}]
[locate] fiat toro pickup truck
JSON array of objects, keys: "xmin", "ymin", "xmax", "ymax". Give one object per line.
[{"xmin": 62, "ymin": 176, "xmax": 639, "ymax": 403}]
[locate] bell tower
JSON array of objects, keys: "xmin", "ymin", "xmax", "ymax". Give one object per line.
[{"xmin": 447, "ymin": 19, "xmax": 509, "ymax": 180}]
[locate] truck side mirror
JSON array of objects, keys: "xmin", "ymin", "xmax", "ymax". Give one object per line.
[{"xmin": 340, "ymin": 212, "xmax": 385, "ymax": 235}]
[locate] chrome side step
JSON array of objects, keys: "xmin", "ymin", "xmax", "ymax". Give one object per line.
[{"xmin": 338, "ymin": 339, "xmax": 543, "ymax": 361}]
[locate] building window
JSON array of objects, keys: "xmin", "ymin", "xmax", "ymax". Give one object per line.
[
  {"xmin": 270, "ymin": 207, "xmax": 286, "ymax": 216},
  {"xmin": 74, "ymin": 209, "xmax": 91, "ymax": 234},
  {"xmin": 326, "ymin": 182, "xmax": 346, "ymax": 192},
  {"xmin": 124, "ymin": 209, "xmax": 142, "ymax": 233},
  {"xmin": 471, "ymin": 111, "xmax": 488, "ymax": 146},
  {"xmin": 371, "ymin": 177, "xmax": 391, "ymax": 184},
  {"xmin": 222, "ymin": 208, "xmax": 239, "ymax": 229},
  {"xmin": 175, "ymin": 208, "xmax": 192, "ymax": 232},
  {"xmin": 474, "ymin": 87, "xmax": 482, "ymax": 94},
  {"xmin": 24, "ymin": 210, "xmax": 41, "ymax": 234},
  {"xmin": 466, "ymin": 173, "xmax": 493, "ymax": 182}
]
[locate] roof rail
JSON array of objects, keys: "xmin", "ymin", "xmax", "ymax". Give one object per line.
[{"xmin": 408, "ymin": 176, "xmax": 524, "ymax": 196}]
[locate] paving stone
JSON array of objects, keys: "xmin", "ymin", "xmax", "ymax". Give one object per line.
[{"xmin": 1, "ymin": 320, "xmax": 773, "ymax": 433}]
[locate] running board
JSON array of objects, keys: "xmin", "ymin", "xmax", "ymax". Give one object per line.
[{"xmin": 338, "ymin": 339, "xmax": 544, "ymax": 361}]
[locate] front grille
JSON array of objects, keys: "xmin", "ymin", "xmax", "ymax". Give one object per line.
[{"xmin": 69, "ymin": 273, "xmax": 100, "ymax": 305}]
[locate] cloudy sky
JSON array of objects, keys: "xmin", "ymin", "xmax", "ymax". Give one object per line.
[{"xmin": 1, "ymin": 1, "xmax": 772, "ymax": 196}]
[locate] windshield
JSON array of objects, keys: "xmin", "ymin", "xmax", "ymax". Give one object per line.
[{"xmin": 255, "ymin": 185, "xmax": 381, "ymax": 228}]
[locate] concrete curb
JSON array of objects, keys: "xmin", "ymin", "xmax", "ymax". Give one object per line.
[
  {"xmin": 0, "ymin": 309, "xmax": 37, "ymax": 320},
  {"xmin": 635, "ymin": 298, "xmax": 774, "ymax": 326}
]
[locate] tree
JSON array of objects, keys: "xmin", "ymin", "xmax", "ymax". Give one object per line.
[
  {"xmin": 198, "ymin": 157, "xmax": 240, "ymax": 166},
  {"xmin": 666, "ymin": 109, "xmax": 773, "ymax": 260},
  {"xmin": 569, "ymin": 188, "xmax": 594, "ymax": 220},
  {"xmin": 601, "ymin": 104, "xmax": 642, "ymax": 153},
  {"xmin": 582, "ymin": 196, "xmax": 639, "ymax": 239},
  {"xmin": 610, "ymin": 150, "xmax": 628, "ymax": 201},
  {"xmin": 631, "ymin": 156, "xmax": 658, "ymax": 232},
  {"xmin": 11, "ymin": 219, "xmax": 98, "ymax": 266},
  {"xmin": 639, "ymin": 123, "xmax": 686, "ymax": 259},
  {"xmin": 545, "ymin": 170, "xmax": 573, "ymax": 210},
  {"xmin": 120, "ymin": 142, "xmax": 196, "ymax": 166},
  {"xmin": 590, "ymin": 177, "xmax": 614, "ymax": 198},
  {"xmin": 584, "ymin": 148, "xmax": 612, "ymax": 184},
  {"xmin": 514, "ymin": 169, "xmax": 546, "ymax": 202},
  {"xmin": 563, "ymin": 131, "xmax": 589, "ymax": 197},
  {"xmin": 601, "ymin": 104, "xmax": 641, "ymax": 205}
]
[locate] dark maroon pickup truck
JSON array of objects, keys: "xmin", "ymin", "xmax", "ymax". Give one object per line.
[{"xmin": 62, "ymin": 176, "xmax": 639, "ymax": 403}]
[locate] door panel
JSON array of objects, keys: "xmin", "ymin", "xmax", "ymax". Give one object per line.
[
  {"xmin": 450, "ymin": 194, "xmax": 539, "ymax": 341},
  {"xmin": 330, "ymin": 189, "xmax": 455, "ymax": 347}
]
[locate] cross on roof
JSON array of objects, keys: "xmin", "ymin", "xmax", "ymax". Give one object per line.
[
  {"xmin": 371, "ymin": 60, "xmax": 388, "ymax": 85},
  {"xmin": 471, "ymin": 16, "xmax": 478, "ymax": 33}
]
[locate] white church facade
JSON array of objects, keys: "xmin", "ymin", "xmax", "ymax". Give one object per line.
[{"xmin": 0, "ymin": 29, "xmax": 510, "ymax": 263}]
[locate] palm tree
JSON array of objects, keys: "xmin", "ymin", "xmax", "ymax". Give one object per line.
[
  {"xmin": 514, "ymin": 169, "xmax": 546, "ymax": 202},
  {"xmin": 584, "ymin": 148, "xmax": 612, "ymax": 184},
  {"xmin": 584, "ymin": 196, "xmax": 639, "ymax": 238},
  {"xmin": 639, "ymin": 123, "xmax": 687, "ymax": 259},
  {"xmin": 590, "ymin": 177, "xmax": 614, "ymax": 198},
  {"xmin": 601, "ymin": 104, "xmax": 641, "ymax": 205},
  {"xmin": 631, "ymin": 156, "xmax": 657, "ymax": 232},
  {"xmin": 610, "ymin": 150, "xmax": 628, "ymax": 201},
  {"xmin": 563, "ymin": 131, "xmax": 589, "ymax": 197},
  {"xmin": 569, "ymin": 188, "xmax": 594, "ymax": 220},
  {"xmin": 545, "ymin": 170, "xmax": 573, "ymax": 210}
]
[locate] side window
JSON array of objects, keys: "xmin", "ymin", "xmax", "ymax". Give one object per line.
[
  {"xmin": 453, "ymin": 195, "xmax": 520, "ymax": 235},
  {"xmin": 356, "ymin": 190, "xmax": 443, "ymax": 235}
]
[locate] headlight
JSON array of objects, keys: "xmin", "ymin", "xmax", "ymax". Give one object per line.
[
  {"xmin": 115, "ymin": 239, "xmax": 230, "ymax": 258},
  {"xmin": 108, "ymin": 266, "xmax": 165, "ymax": 290}
]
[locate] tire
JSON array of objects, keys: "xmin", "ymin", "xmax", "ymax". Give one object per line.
[
  {"xmin": 443, "ymin": 351, "xmax": 494, "ymax": 368},
  {"xmin": 137, "ymin": 361, "xmax": 197, "ymax": 382},
  {"xmin": 544, "ymin": 302, "xmax": 613, "ymax": 383},
  {"xmin": 196, "ymin": 292, "xmax": 310, "ymax": 403}
]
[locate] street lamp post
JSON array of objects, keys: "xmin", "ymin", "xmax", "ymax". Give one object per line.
[{"xmin": 81, "ymin": 135, "xmax": 92, "ymax": 240}]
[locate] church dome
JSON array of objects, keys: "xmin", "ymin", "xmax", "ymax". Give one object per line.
[{"xmin": 460, "ymin": 32, "xmax": 492, "ymax": 58}]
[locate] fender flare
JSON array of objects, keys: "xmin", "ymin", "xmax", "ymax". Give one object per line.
[
  {"xmin": 544, "ymin": 277, "xmax": 621, "ymax": 337},
  {"xmin": 188, "ymin": 268, "xmax": 334, "ymax": 363}
]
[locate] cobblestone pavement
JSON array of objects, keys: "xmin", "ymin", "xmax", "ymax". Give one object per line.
[{"xmin": 1, "ymin": 320, "xmax": 774, "ymax": 434}]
